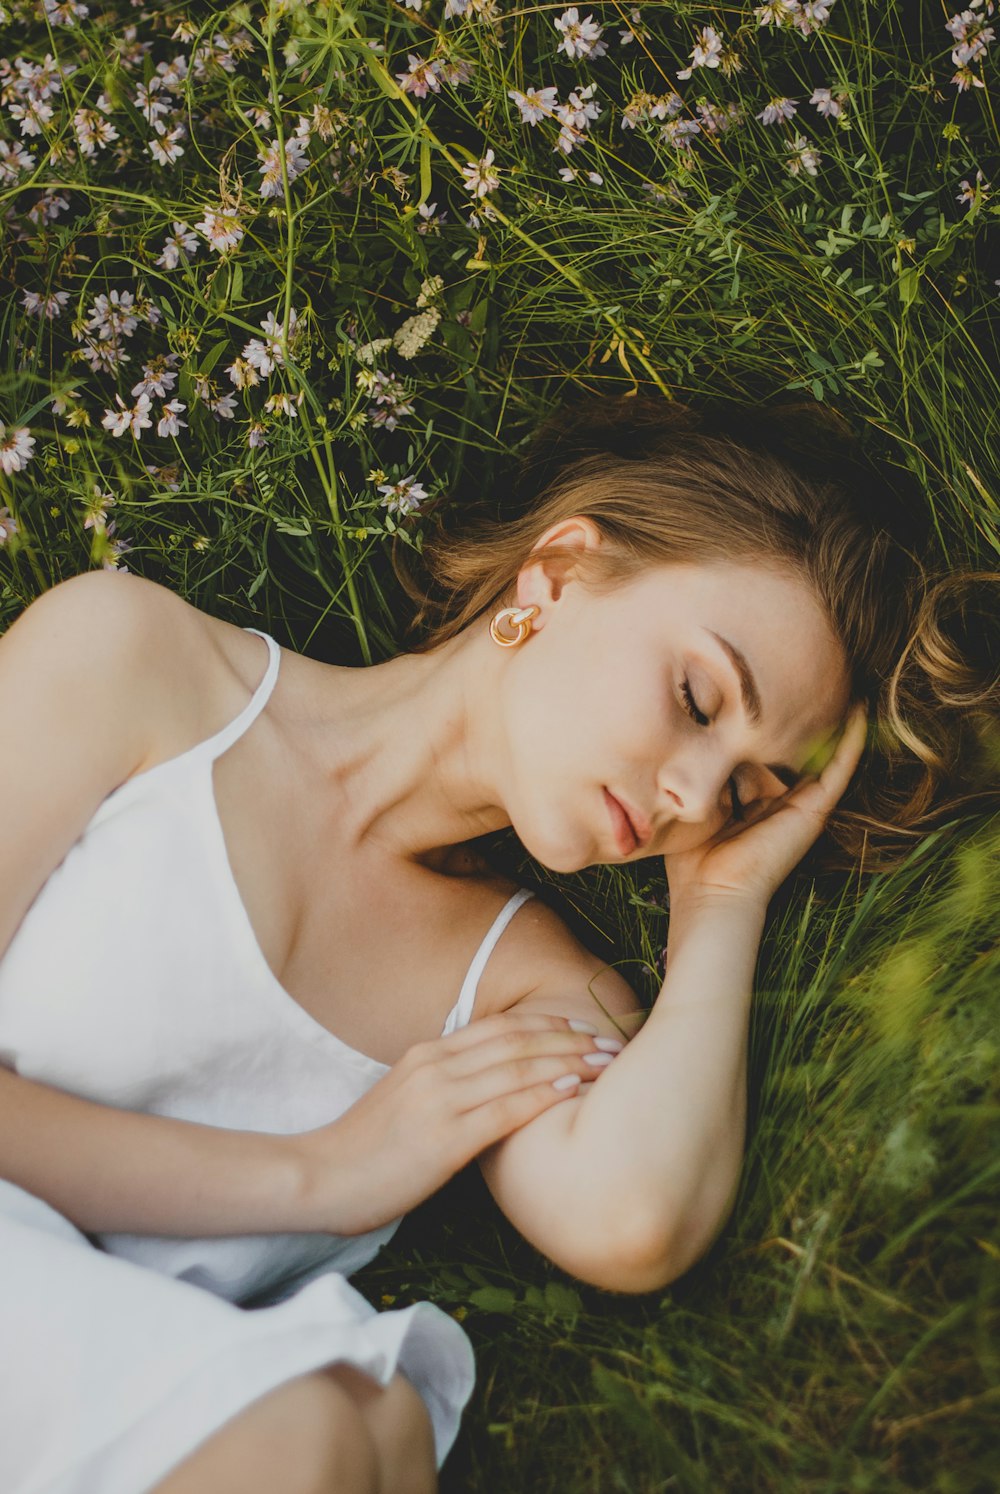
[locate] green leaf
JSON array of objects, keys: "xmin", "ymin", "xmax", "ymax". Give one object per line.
[
  {"xmin": 468, "ymin": 1287, "xmax": 517, "ymax": 1314},
  {"xmin": 897, "ymin": 265, "xmax": 921, "ymax": 309},
  {"xmin": 418, "ymin": 136, "xmax": 432, "ymax": 207},
  {"xmin": 361, "ymin": 46, "xmax": 405, "ymax": 102},
  {"xmin": 543, "ymin": 1281, "xmax": 582, "ymax": 1322},
  {"xmin": 199, "ymin": 339, "xmax": 231, "ymax": 380}
]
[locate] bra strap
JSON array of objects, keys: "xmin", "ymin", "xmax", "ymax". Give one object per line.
[{"xmin": 440, "ymin": 887, "xmax": 536, "ymax": 1037}]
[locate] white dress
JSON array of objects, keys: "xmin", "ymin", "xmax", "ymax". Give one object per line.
[{"xmin": 0, "ymin": 625, "xmax": 536, "ymax": 1494}]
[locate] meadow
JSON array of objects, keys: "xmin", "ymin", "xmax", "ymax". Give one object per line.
[{"xmin": 1, "ymin": 0, "xmax": 998, "ymax": 1488}]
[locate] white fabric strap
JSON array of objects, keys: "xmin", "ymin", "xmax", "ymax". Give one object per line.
[
  {"xmin": 194, "ymin": 628, "xmax": 281, "ymax": 761},
  {"xmin": 440, "ymin": 887, "xmax": 536, "ymax": 1037}
]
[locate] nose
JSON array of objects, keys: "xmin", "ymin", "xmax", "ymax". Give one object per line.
[{"xmin": 658, "ymin": 750, "xmax": 732, "ymax": 827}]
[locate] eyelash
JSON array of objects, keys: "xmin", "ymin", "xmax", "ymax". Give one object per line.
[{"xmin": 680, "ymin": 679, "xmax": 745, "ymax": 821}]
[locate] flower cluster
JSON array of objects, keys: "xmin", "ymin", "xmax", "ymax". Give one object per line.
[
  {"xmin": 553, "ymin": 8, "xmax": 607, "ymax": 62},
  {"xmin": 376, "ymin": 474, "xmax": 427, "ymax": 516},
  {"xmin": 753, "ymin": 0, "xmax": 838, "ymax": 36},
  {"xmin": 946, "ymin": 0, "xmax": 996, "ymax": 90}
]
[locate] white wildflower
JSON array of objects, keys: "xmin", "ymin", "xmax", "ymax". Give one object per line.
[
  {"xmin": 554, "ymin": 7, "xmax": 607, "ymax": 60},
  {"xmin": 757, "ymin": 97, "xmax": 798, "ymax": 125},
  {"xmin": 263, "ymin": 391, "xmax": 303, "ymax": 418},
  {"xmin": 83, "ymin": 485, "xmax": 116, "ymax": 531},
  {"xmin": 416, "ymin": 276, "xmax": 444, "ymax": 307},
  {"xmin": 0, "ymin": 424, "xmax": 35, "ymax": 474},
  {"xmin": 226, "ymin": 357, "xmax": 261, "ymax": 389},
  {"xmin": 101, "ymin": 393, "xmax": 153, "ymax": 438},
  {"xmin": 393, "ymin": 308, "xmax": 441, "ymax": 359},
  {"xmin": 196, "ymin": 208, "xmax": 244, "ymax": 253},
  {"xmin": 7, "ymin": 97, "xmax": 54, "ymax": 136},
  {"xmin": 0, "ymin": 140, "xmax": 36, "ymax": 183},
  {"xmin": 131, "ymin": 355, "xmax": 179, "ymax": 400},
  {"xmin": 785, "ymin": 134, "xmax": 821, "ymax": 176},
  {"xmin": 149, "ymin": 126, "xmax": 186, "ymax": 166},
  {"xmin": 661, "ymin": 117, "xmax": 702, "ymax": 149},
  {"xmin": 677, "ymin": 25, "xmax": 724, "ymax": 80},
  {"xmin": 257, "ymin": 135, "xmax": 309, "ymax": 199},
  {"xmin": 21, "ymin": 289, "xmax": 70, "ymax": 319},
  {"xmin": 956, "ymin": 168, "xmax": 990, "ymax": 207},
  {"xmin": 509, "ymin": 85, "xmax": 559, "ymax": 125},
  {"xmin": 754, "ymin": 0, "xmax": 801, "ymax": 24},
  {"xmin": 156, "ymin": 399, "xmax": 187, "ymax": 438},
  {"xmin": 377, "ymin": 475, "xmax": 428, "ymax": 516},
  {"xmin": 461, "ymin": 148, "xmax": 500, "ymax": 198},
  {"xmin": 810, "ymin": 87, "xmax": 845, "ymax": 117},
  {"xmin": 155, "ymin": 222, "xmax": 200, "ymax": 269},
  {"xmin": 792, "ymin": 0, "xmax": 837, "ymax": 35},
  {"xmin": 395, "ymin": 55, "xmax": 442, "ymax": 99},
  {"xmin": 85, "ymin": 291, "xmax": 140, "ymax": 342}
]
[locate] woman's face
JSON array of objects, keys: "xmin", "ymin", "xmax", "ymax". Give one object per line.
[{"xmin": 498, "ymin": 519, "xmax": 853, "ymax": 870}]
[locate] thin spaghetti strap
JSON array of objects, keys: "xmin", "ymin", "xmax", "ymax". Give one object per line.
[
  {"xmin": 194, "ymin": 628, "xmax": 282, "ymax": 762},
  {"xmin": 440, "ymin": 887, "xmax": 537, "ymax": 1037}
]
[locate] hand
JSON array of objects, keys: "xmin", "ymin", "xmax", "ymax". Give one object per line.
[
  {"xmin": 662, "ymin": 701, "xmax": 869, "ymax": 912},
  {"xmin": 293, "ymin": 1012, "xmax": 618, "ymax": 1236}
]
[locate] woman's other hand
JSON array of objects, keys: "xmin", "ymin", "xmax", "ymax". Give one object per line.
[
  {"xmin": 662, "ymin": 701, "xmax": 869, "ymax": 912},
  {"xmin": 292, "ymin": 1011, "xmax": 620, "ymax": 1236}
]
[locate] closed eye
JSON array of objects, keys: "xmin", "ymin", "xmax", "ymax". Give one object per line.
[{"xmin": 680, "ymin": 678, "xmax": 745, "ymax": 821}]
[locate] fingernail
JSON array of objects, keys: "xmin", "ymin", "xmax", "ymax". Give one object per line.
[
  {"xmin": 552, "ymin": 1073, "xmax": 582, "ymax": 1090},
  {"xmin": 583, "ymin": 1051, "xmax": 615, "ymax": 1068},
  {"xmin": 592, "ymin": 1037, "xmax": 624, "ymax": 1053},
  {"xmin": 568, "ymin": 1020, "xmax": 599, "ymax": 1034}
]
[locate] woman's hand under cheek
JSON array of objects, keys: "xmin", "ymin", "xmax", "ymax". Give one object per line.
[{"xmin": 662, "ymin": 702, "xmax": 869, "ymax": 913}]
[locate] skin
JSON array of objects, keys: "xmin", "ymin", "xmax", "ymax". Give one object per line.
[{"xmin": 296, "ymin": 515, "xmax": 855, "ymax": 877}]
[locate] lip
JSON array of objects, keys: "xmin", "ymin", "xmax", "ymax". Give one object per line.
[{"xmin": 604, "ymin": 788, "xmax": 649, "ymax": 856}]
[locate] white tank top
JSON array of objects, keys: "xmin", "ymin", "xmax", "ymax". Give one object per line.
[{"xmin": 0, "ymin": 627, "xmax": 535, "ymax": 1307}]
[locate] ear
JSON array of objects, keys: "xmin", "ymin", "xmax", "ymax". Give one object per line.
[{"xmin": 515, "ymin": 516, "xmax": 604, "ymax": 618}]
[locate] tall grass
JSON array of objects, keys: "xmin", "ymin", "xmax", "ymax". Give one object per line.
[{"xmin": 1, "ymin": 0, "xmax": 997, "ymax": 1487}]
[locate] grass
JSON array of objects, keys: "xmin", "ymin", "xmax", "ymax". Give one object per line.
[{"xmin": 1, "ymin": 0, "xmax": 998, "ymax": 1487}]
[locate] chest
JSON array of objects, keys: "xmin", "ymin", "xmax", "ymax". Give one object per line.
[{"xmin": 210, "ymin": 730, "xmax": 530, "ymax": 1067}]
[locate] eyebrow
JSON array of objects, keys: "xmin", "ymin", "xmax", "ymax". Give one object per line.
[{"xmin": 703, "ymin": 628, "xmax": 805, "ymax": 791}]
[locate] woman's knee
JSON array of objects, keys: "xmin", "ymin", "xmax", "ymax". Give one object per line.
[
  {"xmin": 150, "ymin": 1370, "xmax": 380, "ymax": 1494},
  {"xmin": 322, "ymin": 1366, "xmax": 437, "ymax": 1494}
]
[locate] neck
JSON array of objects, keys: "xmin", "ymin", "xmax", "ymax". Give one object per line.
[{"xmin": 305, "ymin": 621, "xmax": 515, "ymax": 865}]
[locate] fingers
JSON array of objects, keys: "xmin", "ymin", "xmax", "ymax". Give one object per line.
[
  {"xmin": 407, "ymin": 1010, "xmax": 597, "ymax": 1063},
  {"xmin": 457, "ymin": 1074, "xmax": 594, "ymax": 1156},
  {"xmin": 442, "ymin": 1026, "xmax": 617, "ymax": 1082},
  {"xmin": 814, "ymin": 700, "xmax": 869, "ymax": 801},
  {"xmin": 782, "ymin": 700, "xmax": 869, "ymax": 818}
]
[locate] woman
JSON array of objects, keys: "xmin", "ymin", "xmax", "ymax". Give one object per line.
[{"xmin": 0, "ymin": 398, "xmax": 994, "ymax": 1494}]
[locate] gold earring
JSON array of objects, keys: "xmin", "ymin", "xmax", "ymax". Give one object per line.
[{"xmin": 489, "ymin": 605, "xmax": 540, "ymax": 648}]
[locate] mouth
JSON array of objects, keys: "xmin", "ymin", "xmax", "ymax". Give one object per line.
[{"xmin": 603, "ymin": 788, "xmax": 649, "ymax": 856}]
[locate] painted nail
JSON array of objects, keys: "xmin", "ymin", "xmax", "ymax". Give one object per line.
[
  {"xmin": 583, "ymin": 1051, "xmax": 615, "ymax": 1068},
  {"xmin": 592, "ymin": 1037, "xmax": 624, "ymax": 1053},
  {"xmin": 568, "ymin": 1020, "xmax": 599, "ymax": 1034},
  {"xmin": 552, "ymin": 1072, "xmax": 583, "ymax": 1090}
]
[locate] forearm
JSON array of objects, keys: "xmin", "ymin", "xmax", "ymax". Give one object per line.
[
  {"xmin": 0, "ymin": 1065, "xmax": 313, "ymax": 1237},
  {"xmin": 570, "ymin": 893, "xmax": 767, "ymax": 1275}
]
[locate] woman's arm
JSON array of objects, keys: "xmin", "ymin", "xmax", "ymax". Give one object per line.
[
  {"xmin": 0, "ymin": 1064, "xmax": 313, "ymax": 1235},
  {"xmin": 478, "ymin": 705, "xmax": 868, "ymax": 1293},
  {"xmin": 477, "ymin": 892, "xmax": 764, "ymax": 1293}
]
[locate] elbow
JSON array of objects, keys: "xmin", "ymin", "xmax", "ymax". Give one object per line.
[
  {"xmin": 566, "ymin": 1200, "xmax": 733, "ymax": 1296},
  {"xmin": 544, "ymin": 1215, "xmax": 680, "ymax": 1297}
]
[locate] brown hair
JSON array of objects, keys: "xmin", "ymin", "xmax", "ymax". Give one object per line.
[{"xmin": 391, "ymin": 396, "xmax": 998, "ymax": 872}]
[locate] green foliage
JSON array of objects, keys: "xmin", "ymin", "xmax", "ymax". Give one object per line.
[{"xmin": 1, "ymin": 0, "xmax": 997, "ymax": 1487}]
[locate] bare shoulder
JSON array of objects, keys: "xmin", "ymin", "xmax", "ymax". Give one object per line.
[
  {"xmin": 20, "ymin": 571, "xmax": 249, "ymax": 773},
  {"xmin": 485, "ymin": 889, "xmax": 647, "ymax": 1041}
]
